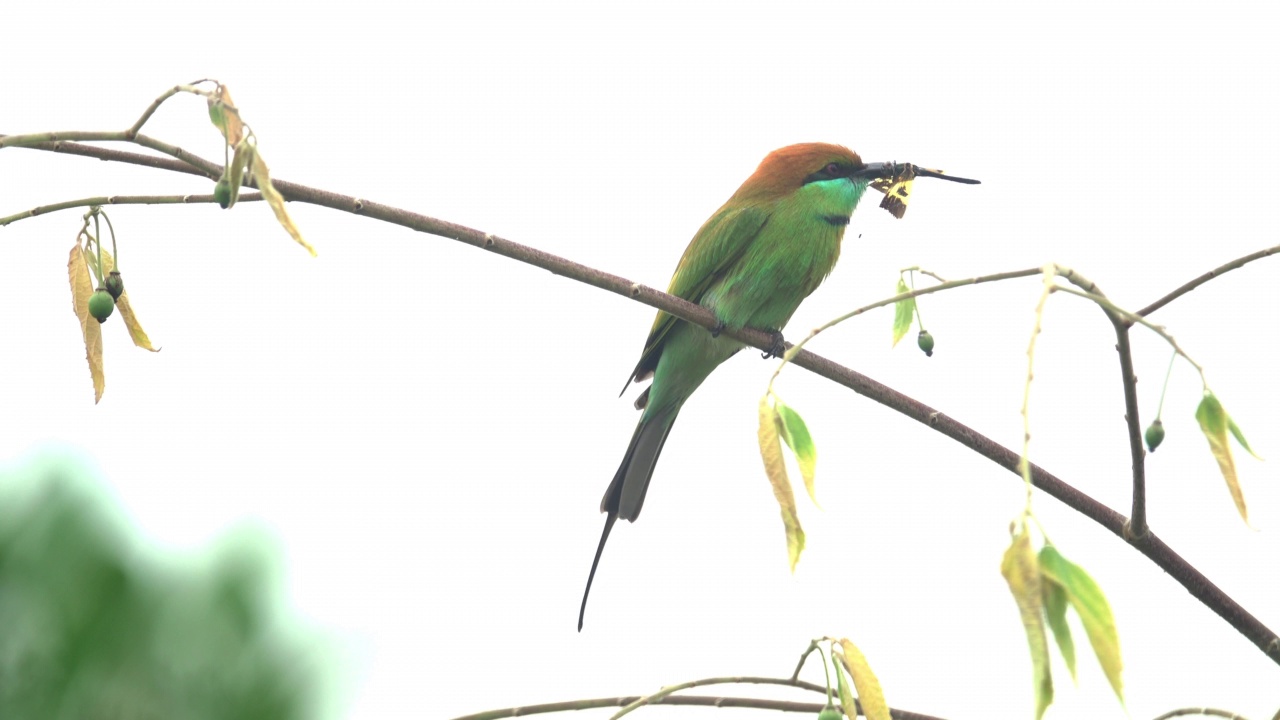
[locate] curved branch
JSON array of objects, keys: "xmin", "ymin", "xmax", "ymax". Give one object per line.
[
  {"xmin": 1138, "ymin": 245, "xmax": 1280, "ymax": 317},
  {"xmin": 6, "ymin": 137, "xmax": 1279, "ymax": 667},
  {"xmin": 448, "ymin": 676, "xmax": 947, "ymax": 720},
  {"xmin": 1150, "ymin": 708, "xmax": 1251, "ymax": 720}
]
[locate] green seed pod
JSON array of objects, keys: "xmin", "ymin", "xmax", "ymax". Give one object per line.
[
  {"xmin": 1145, "ymin": 419, "xmax": 1165, "ymax": 452},
  {"xmin": 213, "ymin": 177, "xmax": 234, "ymax": 209},
  {"xmin": 817, "ymin": 703, "xmax": 843, "ymax": 720},
  {"xmin": 105, "ymin": 270, "xmax": 125, "ymax": 300},
  {"xmin": 88, "ymin": 288, "xmax": 115, "ymax": 323},
  {"xmin": 917, "ymin": 329, "xmax": 935, "ymax": 357}
]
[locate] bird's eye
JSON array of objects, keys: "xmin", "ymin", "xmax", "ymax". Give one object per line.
[{"xmin": 825, "ymin": 163, "xmax": 842, "ymax": 176}]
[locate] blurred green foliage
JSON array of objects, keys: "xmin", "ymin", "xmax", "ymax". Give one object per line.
[{"xmin": 0, "ymin": 453, "xmax": 315, "ymax": 719}]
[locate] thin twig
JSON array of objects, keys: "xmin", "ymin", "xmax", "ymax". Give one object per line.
[
  {"xmin": 1150, "ymin": 708, "xmax": 1251, "ymax": 720},
  {"xmin": 1138, "ymin": 245, "xmax": 1280, "ymax": 317},
  {"xmin": 789, "ymin": 639, "xmax": 820, "ymax": 682},
  {"xmin": 450, "ymin": 682, "xmax": 947, "ymax": 720},
  {"xmin": 0, "ymin": 193, "xmax": 260, "ymax": 225}
]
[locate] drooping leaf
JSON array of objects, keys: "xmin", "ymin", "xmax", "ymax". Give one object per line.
[
  {"xmin": 833, "ymin": 651, "xmax": 857, "ymax": 720},
  {"xmin": 221, "ymin": 139, "xmax": 255, "ymax": 210},
  {"xmin": 1228, "ymin": 417, "xmax": 1261, "ymax": 459},
  {"xmin": 207, "ymin": 85, "xmax": 243, "ymax": 146},
  {"xmin": 891, "ymin": 277, "xmax": 915, "ymax": 347},
  {"xmin": 758, "ymin": 395, "xmax": 804, "ymax": 571},
  {"xmin": 1038, "ymin": 545, "xmax": 1123, "ymax": 704},
  {"xmin": 774, "ymin": 400, "xmax": 818, "ymax": 507},
  {"xmin": 250, "ymin": 151, "xmax": 317, "ymax": 256},
  {"xmin": 1041, "ymin": 576, "xmax": 1076, "ymax": 681},
  {"xmin": 837, "ymin": 639, "xmax": 890, "ymax": 720},
  {"xmin": 96, "ymin": 249, "xmax": 157, "ymax": 352},
  {"xmin": 1001, "ymin": 528, "xmax": 1052, "ymax": 720},
  {"xmin": 1195, "ymin": 392, "xmax": 1249, "ymax": 522},
  {"xmin": 69, "ymin": 243, "xmax": 105, "ymax": 403}
]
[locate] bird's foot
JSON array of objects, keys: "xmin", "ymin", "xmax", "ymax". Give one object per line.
[
  {"xmin": 710, "ymin": 320, "xmax": 726, "ymax": 338},
  {"xmin": 761, "ymin": 330, "xmax": 787, "ymax": 359}
]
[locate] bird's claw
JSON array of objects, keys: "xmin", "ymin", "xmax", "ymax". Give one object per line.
[
  {"xmin": 761, "ymin": 330, "xmax": 787, "ymax": 359},
  {"xmin": 710, "ymin": 320, "xmax": 726, "ymax": 338}
]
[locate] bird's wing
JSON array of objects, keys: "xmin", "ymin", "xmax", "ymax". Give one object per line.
[{"xmin": 625, "ymin": 204, "xmax": 770, "ymax": 388}]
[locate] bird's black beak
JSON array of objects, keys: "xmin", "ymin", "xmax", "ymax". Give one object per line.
[{"xmin": 854, "ymin": 162, "xmax": 981, "ymax": 185}]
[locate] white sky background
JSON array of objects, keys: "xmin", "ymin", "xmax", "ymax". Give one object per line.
[{"xmin": 3, "ymin": 2, "xmax": 1279, "ymax": 718}]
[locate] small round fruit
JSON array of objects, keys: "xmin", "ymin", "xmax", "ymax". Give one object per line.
[
  {"xmin": 213, "ymin": 178, "xmax": 233, "ymax": 208},
  {"xmin": 1145, "ymin": 419, "xmax": 1165, "ymax": 452},
  {"xmin": 917, "ymin": 329, "xmax": 935, "ymax": 357},
  {"xmin": 817, "ymin": 703, "xmax": 843, "ymax": 720},
  {"xmin": 88, "ymin": 288, "xmax": 115, "ymax": 323},
  {"xmin": 105, "ymin": 271, "xmax": 125, "ymax": 300}
]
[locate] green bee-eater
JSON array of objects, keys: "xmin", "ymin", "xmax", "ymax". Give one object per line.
[{"xmin": 578, "ymin": 143, "xmax": 971, "ymax": 629}]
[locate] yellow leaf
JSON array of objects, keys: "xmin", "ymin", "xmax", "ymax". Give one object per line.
[
  {"xmin": 891, "ymin": 277, "xmax": 915, "ymax": 347},
  {"xmin": 68, "ymin": 242, "xmax": 105, "ymax": 403},
  {"xmin": 250, "ymin": 151, "xmax": 317, "ymax": 256},
  {"xmin": 1195, "ymin": 392, "xmax": 1248, "ymax": 522},
  {"xmin": 1001, "ymin": 528, "xmax": 1053, "ymax": 720},
  {"xmin": 837, "ymin": 639, "xmax": 890, "ymax": 720},
  {"xmin": 207, "ymin": 85, "xmax": 244, "ymax": 146},
  {"xmin": 95, "ymin": 249, "xmax": 158, "ymax": 352},
  {"xmin": 758, "ymin": 395, "xmax": 804, "ymax": 571},
  {"xmin": 220, "ymin": 139, "xmax": 255, "ymax": 210}
]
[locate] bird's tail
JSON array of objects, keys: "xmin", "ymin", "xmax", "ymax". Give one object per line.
[{"xmin": 578, "ymin": 406, "xmax": 681, "ymax": 631}]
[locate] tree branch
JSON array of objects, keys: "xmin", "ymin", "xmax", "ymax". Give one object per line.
[
  {"xmin": 5, "ymin": 136, "xmax": 1278, "ymax": 667},
  {"xmin": 1051, "ymin": 269, "xmax": 1152, "ymax": 537},
  {"xmin": 1138, "ymin": 245, "xmax": 1280, "ymax": 317},
  {"xmin": 447, "ymin": 676, "xmax": 948, "ymax": 720},
  {"xmin": 0, "ymin": 192, "xmax": 255, "ymax": 225}
]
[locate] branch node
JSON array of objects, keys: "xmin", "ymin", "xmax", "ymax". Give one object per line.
[
  {"xmin": 483, "ymin": 233, "xmax": 496, "ymax": 248},
  {"xmin": 928, "ymin": 411, "xmax": 941, "ymax": 426},
  {"xmin": 107, "ymin": 196, "xmax": 118, "ymax": 205},
  {"xmin": 1122, "ymin": 518, "xmax": 1148, "ymax": 542},
  {"xmin": 353, "ymin": 198, "xmax": 365, "ymax": 212},
  {"xmin": 629, "ymin": 283, "xmax": 642, "ymax": 297},
  {"xmin": 182, "ymin": 195, "xmax": 192, "ymax": 203}
]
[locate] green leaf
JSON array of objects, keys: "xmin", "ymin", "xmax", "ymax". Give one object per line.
[
  {"xmin": 833, "ymin": 651, "xmax": 856, "ymax": 720},
  {"xmin": 891, "ymin": 277, "xmax": 915, "ymax": 347},
  {"xmin": 1228, "ymin": 417, "xmax": 1261, "ymax": 459},
  {"xmin": 1038, "ymin": 545, "xmax": 1123, "ymax": 704},
  {"xmin": 758, "ymin": 396, "xmax": 804, "ymax": 571},
  {"xmin": 1041, "ymin": 575, "xmax": 1076, "ymax": 681},
  {"xmin": 1195, "ymin": 392, "xmax": 1249, "ymax": 522},
  {"xmin": 774, "ymin": 400, "xmax": 818, "ymax": 507},
  {"xmin": 1001, "ymin": 528, "xmax": 1052, "ymax": 720}
]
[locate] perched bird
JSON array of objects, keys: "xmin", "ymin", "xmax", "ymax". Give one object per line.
[{"xmin": 578, "ymin": 143, "xmax": 972, "ymax": 630}]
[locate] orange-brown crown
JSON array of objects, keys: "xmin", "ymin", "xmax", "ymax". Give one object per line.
[{"xmin": 729, "ymin": 143, "xmax": 864, "ymax": 204}]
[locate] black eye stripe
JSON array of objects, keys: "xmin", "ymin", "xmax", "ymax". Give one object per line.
[{"xmin": 803, "ymin": 161, "xmax": 851, "ymax": 185}]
